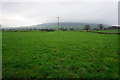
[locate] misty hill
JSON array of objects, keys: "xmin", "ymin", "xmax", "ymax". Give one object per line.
[
  {"xmin": 2, "ymin": 22, "xmax": 110, "ymax": 30},
  {"xmin": 31, "ymin": 22, "xmax": 110, "ymax": 29}
]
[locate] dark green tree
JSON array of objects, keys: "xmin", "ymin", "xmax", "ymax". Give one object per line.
[
  {"xmin": 98, "ymin": 24, "xmax": 104, "ymax": 30},
  {"xmin": 84, "ymin": 25, "xmax": 91, "ymax": 31}
]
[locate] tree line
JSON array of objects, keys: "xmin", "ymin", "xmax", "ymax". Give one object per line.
[{"xmin": 2, "ymin": 24, "xmax": 120, "ymax": 32}]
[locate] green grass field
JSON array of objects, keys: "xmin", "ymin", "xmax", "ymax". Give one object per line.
[
  {"xmin": 2, "ymin": 31, "xmax": 119, "ymax": 78},
  {"xmin": 97, "ymin": 30, "xmax": 120, "ymax": 33}
]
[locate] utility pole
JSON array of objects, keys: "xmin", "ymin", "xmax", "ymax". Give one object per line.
[{"xmin": 57, "ymin": 17, "xmax": 60, "ymax": 36}]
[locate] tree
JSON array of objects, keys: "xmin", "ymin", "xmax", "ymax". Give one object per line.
[
  {"xmin": 84, "ymin": 25, "xmax": 91, "ymax": 31},
  {"xmin": 70, "ymin": 28, "xmax": 74, "ymax": 30},
  {"xmin": 98, "ymin": 24, "xmax": 104, "ymax": 30}
]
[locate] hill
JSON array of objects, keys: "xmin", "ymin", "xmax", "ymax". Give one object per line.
[
  {"xmin": 32, "ymin": 22, "xmax": 110, "ymax": 29},
  {"xmin": 2, "ymin": 22, "xmax": 110, "ymax": 30}
]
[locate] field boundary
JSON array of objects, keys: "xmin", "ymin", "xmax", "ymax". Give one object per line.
[{"xmin": 87, "ymin": 31, "xmax": 120, "ymax": 35}]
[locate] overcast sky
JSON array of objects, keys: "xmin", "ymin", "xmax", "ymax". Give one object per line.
[{"xmin": 0, "ymin": 0, "xmax": 119, "ymax": 27}]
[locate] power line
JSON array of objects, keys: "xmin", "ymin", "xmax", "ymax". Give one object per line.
[{"xmin": 57, "ymin": 17, "xmax": 59, "ymax": 36}]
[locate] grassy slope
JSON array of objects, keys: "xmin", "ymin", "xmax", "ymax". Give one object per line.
[
  {"xmin": 97, "ymin": 30, "xmax": 120, "ymax": 33},
  {"xmin": 0, "ymin": 31, "xmax": 2, "ymax": 79},
  {"xmin": 2, "ymin": 31, "xmax": 119, "ymax": 78}
]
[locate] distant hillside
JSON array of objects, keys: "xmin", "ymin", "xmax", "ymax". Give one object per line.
[
  {"xmin": 32, "ymin": 22, "xmax": 110, "ymax": 29},
  {"xmin": 2, "ymin": 22, "xmax": 110, "ymax": 30}
]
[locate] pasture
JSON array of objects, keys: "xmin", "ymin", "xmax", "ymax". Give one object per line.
[
  {"xmin": 2, "ymin": 31, "xmax": 119, "ymax": 78},
  {"xmin": 97, "ymin": 30, "xmax": 120, "ymax": 33}
]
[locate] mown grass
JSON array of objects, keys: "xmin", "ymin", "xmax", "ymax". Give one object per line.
[
  {"xmin": 0, "ymin": 31, "xmax": 2, "ymax": 79},
  {"xmin": 2, "ymin": 31, "xmax": 119, "ymax": 78},
  {"xmin": 97, "ymin": 30, "xmax": 120, "ymax": 33}
]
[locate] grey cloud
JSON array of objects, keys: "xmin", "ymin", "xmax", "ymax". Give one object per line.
[{"xmin": 1, "ymin": 2, "xmax": 118, "ymax": 27}]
